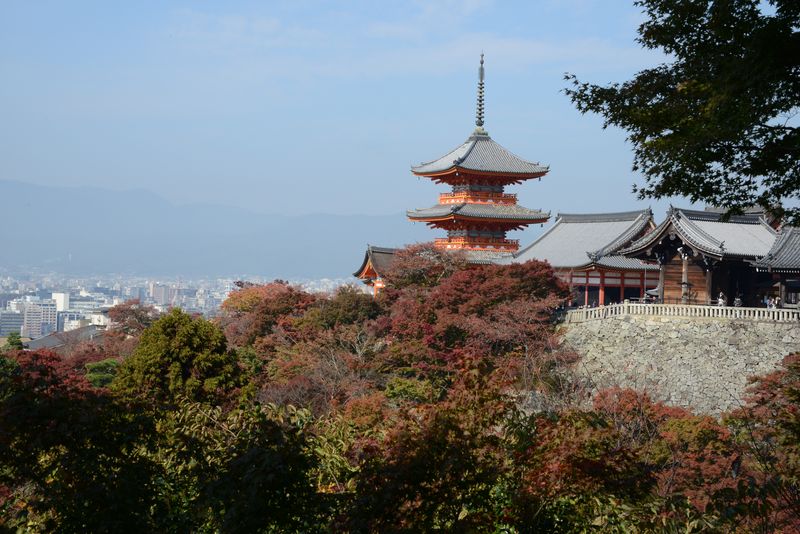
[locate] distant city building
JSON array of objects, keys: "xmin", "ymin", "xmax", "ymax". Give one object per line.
[
  {"xmin": 52, "ymin": 292, "xmax": 70, "ymax": 312},
  {"xmin": 63, "ymin": 318, "xmax": 91, "ymax": 332},
  {"xmin": 126, "ymin": 286, "xmax": 147, "ymax": 302},
  {"xmin": 15, "ymin": 298, "xmax": 58, "ymax": 338},
  {"xmin": 88, "ymin": 309, "xmax": 110, "ymax": 327},
  {"xmin": 0, "ymin": 310, "xmax": 23, "ymax": 336},
  {"xmin": 149, "ymin": 283, "xmax": 177, "ymax": 306},
  {"xmin": 0, "ymin": 293, "xmax": 16, "ymax": 309},
  {"xmin": 58, "ymin": 311, "xmax": 85, "ymax": 332}
]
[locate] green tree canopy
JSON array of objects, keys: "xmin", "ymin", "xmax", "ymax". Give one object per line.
[
  {"xmin": 566, "ymin": 0, "xmax": 800, "ymax": 222},
  {"xmin": 112, "ymin": 308, "xmax": 239, "ymax": 405},
  {"xmin": 2, "ymin": 332, "xmax": 24, "ymax": 352}
]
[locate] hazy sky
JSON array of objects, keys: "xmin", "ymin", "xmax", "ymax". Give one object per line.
[{"xmin": 1, "ymin": 0, "xmax": 693, "ymax": 218}]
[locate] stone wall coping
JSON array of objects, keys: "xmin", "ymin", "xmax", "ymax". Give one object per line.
[{"xmin": 565, "ymin": 302, "xmax": 800, "ymax": 324}]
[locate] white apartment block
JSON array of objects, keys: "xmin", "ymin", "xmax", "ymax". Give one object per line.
[
  {"xmin": 11, "ymin": 297, "xmax": 58, "ymax": 339},
  {"xmin": 52, "ymin": 292, "xmax": 70, "ymax": 312}
]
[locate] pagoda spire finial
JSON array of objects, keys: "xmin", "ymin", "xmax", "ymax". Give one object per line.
[{"xmin": 475, "ymin": 53, "xmax": 486, "ymax": 134}]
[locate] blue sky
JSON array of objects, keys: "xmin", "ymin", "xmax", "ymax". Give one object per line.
[{"xmin": 0, "ymin": 0, "xmax": 691, "ymax": 219}]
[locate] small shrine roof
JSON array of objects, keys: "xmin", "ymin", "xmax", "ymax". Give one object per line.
[
  {"xmin": 407, "ymin": 202, "xmax": 548, "ymax": 222},
  {"xmin": 353, "ymin": 245, "xmax": 397, "ymax": 278},
  {"xmin": 512, "ymin": 209, "xmax": 655, "ymax": 270},
  {"xmin": 621, "ymin": 207, "xmax": 777, "ymax": 259},
  {"xmin": 411, "ymin": 132, "xmax": 549, "ymax": 177},
  {"xmin": 752, "ymin": 227, "xmax": 800, "ymax": 272}
]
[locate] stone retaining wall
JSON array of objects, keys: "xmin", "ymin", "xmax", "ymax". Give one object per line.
[{"xmin": 562, "ymin": 314, "xmax": 800, "ymax": 414}]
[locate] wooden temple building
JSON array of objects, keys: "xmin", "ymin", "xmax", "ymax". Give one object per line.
[
  {"xmin": 406, "ymin": 54, "xmax": 549, "ymax": 262},
  {"xmin": 751, "ymin": 226, "xmax": 800, "ymax": 308},
  {"xmin": 620, "ymin": 207, "xmax": 778, "ymax": 305},
  {"xmin": 508, "ymin": 210, "xmax": 659, "ymax": 306}
]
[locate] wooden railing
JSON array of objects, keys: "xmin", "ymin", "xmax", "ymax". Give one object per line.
[
  {"xmin": 565, "ymin": 302, "xmax": 800, "ymax": 324},
  {"xmin": 435, "ymin": 237, "xmax": 519, "ymax": 250},
  {"xmin": 439, "ymin": 191, "xmax": 517, "ymax": 205}
]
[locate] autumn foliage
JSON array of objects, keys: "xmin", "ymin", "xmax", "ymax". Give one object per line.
[{"xmin": 1, "ymin": 245, "xmax": 798, "ymax": 532}]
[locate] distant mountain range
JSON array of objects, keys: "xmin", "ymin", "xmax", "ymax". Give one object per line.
[{"xmin": 0, "ymin": 180, "xmax": 434, "ymax": 278}]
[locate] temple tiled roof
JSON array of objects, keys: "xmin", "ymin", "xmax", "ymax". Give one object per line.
[
  {"xmin": 511, "ymin": 209, "xmax": 656, "ymax": 270},
  {"xmin": 595, "ymin": 255, "xmax": 660, "ymax": 271},
  {"xmin": 753, "ymin": 227, "xmax": 800, "ymax": 272},
  {"xmin": 411, "ymin": 132, "xmax": 549, "ymax": 177},
  {"xmin": 622, "ymin": 207, "xmax": 776, "ymax": 259},
  {"xmin": 25, "ymin": 325, "xmax": 104, "ymax": 351},
  {"xmin": 353, "ymin": 245, "xmax": 397, "ymax": 278},
  {"xmin": 407, "ymin": 202, "xmax": 548, "ymax": 222}
]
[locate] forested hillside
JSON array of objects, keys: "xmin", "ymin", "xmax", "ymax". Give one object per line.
[{"xmin": 1, "ymin": 246, "xmax": 798, "ymax": 532}]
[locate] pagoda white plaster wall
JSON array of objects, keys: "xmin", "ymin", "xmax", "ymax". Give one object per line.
[{"xmin": 562, "ymin": 315, "xmax": 800, "ymax": 414}]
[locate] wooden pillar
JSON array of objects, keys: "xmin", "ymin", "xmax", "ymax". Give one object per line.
[
  {"xmin": 779, "ymin": 278, "xmax": 786, "ymax": 306},
  {"xmin": 584, "ymin": 283, "xmax": 589, "ymax": 307},
  {"xmin": 658, "ymin": 264, "xmax": 665, "ymax": 304},
  {"xmin": 569, "ymin": 271, "xmax": 574, "ymax": 307},
  {"xmin": 681, "ymin": 253, "xmax": 689, "ymax": 304},
  {"xmin": 620, "ymin": 273, "xmax": 625, "ymax": 302},
  {"xmin": 599, "ymin": 271, "xmax": 605, "ymax": 305},
  {"xmin": 640, "ymin": 272, "xmax": 645, "ymax": 298},
  {"xmin": 705, "ymin": 269, "xmax": 712, "ymax": 305}
]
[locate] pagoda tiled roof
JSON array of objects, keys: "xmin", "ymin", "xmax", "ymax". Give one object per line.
[
  {"xmin": 411, "ymin": 132, "xmax": 549, "ymax": 177},
  {"xmin": 511, "ymin": 209, "xmax": 657, "ymax": 270},
  {"xmin": 621, "ymin": 207, "xmax": 777, "ymax": 260},
  {"xmin": 407, "ymin": 202, "xmax": 548, "ymax": 223},
  {"xmin": 752, "ymin": 227, "xmax": 800, "ymax": 272}
]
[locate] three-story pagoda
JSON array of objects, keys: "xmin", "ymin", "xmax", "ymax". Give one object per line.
[{"xmin": 407, "ymin": 55, "xmax": 549, "ymax": 258}]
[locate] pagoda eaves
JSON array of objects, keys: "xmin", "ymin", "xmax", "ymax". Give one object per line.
[{"xmin": 407, "ymin": 202, "xmax": 548, "ymax": 226}]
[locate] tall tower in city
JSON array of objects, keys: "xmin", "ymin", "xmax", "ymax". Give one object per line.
[{"xmin": 407, "ymin": 55, "xmax": 550, "ymax": 258}]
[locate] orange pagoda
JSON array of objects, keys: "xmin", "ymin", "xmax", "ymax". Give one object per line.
[{"xmin": 407, "ymin": 55, "xmax": 549, "ymax": 259}]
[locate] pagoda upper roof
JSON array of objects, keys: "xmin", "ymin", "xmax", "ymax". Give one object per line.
[
  {"xmin": 407, "ymin": 202, "xmax": 549, "ymax": 223},
  {"xmin": 752, "ymin": 226, "xmax": 800, "ymax": 272},
  {"xmin": 621, "ymin": 207, "xmax": 777, "ymax": 260},
  {"xmin": 510, "ymin": 209, "xmax": 657, "ymax": 270},
  {"xmin": 411, "ymin": 131, "xmax": 549, "ymax": 178}
]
